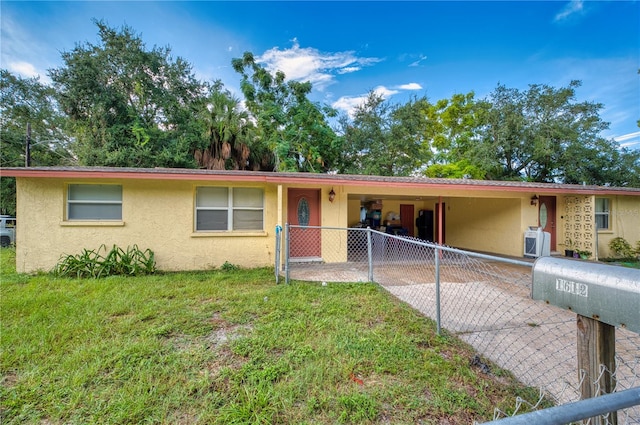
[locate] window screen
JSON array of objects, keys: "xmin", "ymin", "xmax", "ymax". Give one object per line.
[
  {"xmin": 195, "ymin": 187, "xmax": 263, "ymax": 231},
  {"xmin": 595, "ymin": 198, "xmax": 610, "ymax": 230},
  {"xmin": 67, "ymin": 184, "xmax": 122, "ymax": 220}
]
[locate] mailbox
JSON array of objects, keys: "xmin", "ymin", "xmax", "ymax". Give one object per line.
[{"xmin": 532, "ymin": 257, "xmax": 640, "ymax": 333}]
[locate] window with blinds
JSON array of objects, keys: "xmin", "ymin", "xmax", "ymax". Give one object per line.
[{"xmin": 196, "ymin": 187, "xmax": 264, "ymax": 231}]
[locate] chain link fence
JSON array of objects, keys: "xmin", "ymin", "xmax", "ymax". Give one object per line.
[{"xmin": 281, "ymin": 225, "xmax": 640, "ymax": 424}]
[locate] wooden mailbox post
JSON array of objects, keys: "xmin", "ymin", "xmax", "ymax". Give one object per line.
[{"xmin": 532, "ymin": 257, "xmax": 640, "ymax": 425}]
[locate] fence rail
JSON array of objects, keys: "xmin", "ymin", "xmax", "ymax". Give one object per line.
[{"xmin": 278, "ymin": 224, "xmax": 640, "ymax": 424}]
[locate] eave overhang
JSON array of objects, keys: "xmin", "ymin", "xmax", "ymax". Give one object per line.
[{"xmin": 2, "ymin": 166, "xmax": 639, "ymax": 197}]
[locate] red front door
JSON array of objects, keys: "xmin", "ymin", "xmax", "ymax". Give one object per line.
[
  {"xmin": 288, "ymin": 189, "xmax": 321, "ymax": 258},
  {"xmin": 539, "ymin": 196, "xmax": 557, "ymax": 250}
]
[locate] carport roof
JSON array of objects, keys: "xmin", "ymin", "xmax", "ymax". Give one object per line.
[{"xmin": 2, "ymin": 166, "xmax": 640, "ymax": 196}]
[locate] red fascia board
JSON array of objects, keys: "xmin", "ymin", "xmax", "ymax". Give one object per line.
[
  {"xmin": 2, "ymin": 168, "xmax": 639, "ymax": 196},
  {"xmin": 1, "ymin": 168, "xmax": 268, "ymax": 182},
  {"xmin": 264, "ymin": 175, "xmax": 638, "ymax": 196}
]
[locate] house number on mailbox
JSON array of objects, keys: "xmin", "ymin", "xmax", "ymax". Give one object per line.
[{"xmin": 555, "ymin": 278, "xmax": 588, "ymax": 297}]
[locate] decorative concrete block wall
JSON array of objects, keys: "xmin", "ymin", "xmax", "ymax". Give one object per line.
[{"xmin": 563, "ymin": 196, "xmax": 595, "ymax": 253}]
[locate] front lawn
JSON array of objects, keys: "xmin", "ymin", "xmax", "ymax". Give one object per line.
[{"xmin": 0, "ymin": 248, "xmax": 542, "ymax": 424}]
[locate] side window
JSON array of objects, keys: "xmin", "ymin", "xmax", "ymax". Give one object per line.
[
  {"xmin": 67, "ymin": 184, "xmax": 122, "ymax": 220},
  {"xmin": 195, "ymin": 187, "xmax": 264, "ymax": 231},
  {"xmin": 595, "ymin": 198, "xmax": 610, "ymax": 230},
  {"xmin": 196, "ymin": 187, "xmax": 229, "ymax": 230},
  {"xmin": 233, "ymin": 188, "xmax": 264, "ymax": 230}
]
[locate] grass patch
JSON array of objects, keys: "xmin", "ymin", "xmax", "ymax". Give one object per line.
[
  {"xmin": 600, "ymin": 257, "xmax": 640, "ymax": 269},
  {"xmin": 1, "ymin": 248, "xmax": 545, "ymax": 423}
]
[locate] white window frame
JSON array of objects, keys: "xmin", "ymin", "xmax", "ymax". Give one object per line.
[
  {"xmin": 595, "ymin": 197, "xmax": 610, "ymax": 231},
  {"xmin": 195, "ymin": 187, "xmax": 264, "ymax": 232},
  {"xmin": 67, "ymin": 184, "xmax": 122, "ymax": 221}
]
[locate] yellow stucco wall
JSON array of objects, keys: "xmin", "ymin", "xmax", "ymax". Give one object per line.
[
  {"xmin": 445, "ymin": 197, "xmax": 530, "ymax": 256},
  {"xmin": 557, "ymin": 194, "xmax": 640, "ymax": 259},
  {"xmin": 15, "ymin": 174, "xmax": 639, "ymax": 273},
  {"xmin": 596, "ymin": 195, "xmax": 640, "ymax": 258},
  {"xmin": 15, "ymin": 177, "xmax": 279, "ymax": 273}
]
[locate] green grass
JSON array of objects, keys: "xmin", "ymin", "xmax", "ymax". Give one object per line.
[
  {"xmin": 600, "ymin": 257, "xmax": 640, "ymax": 269},
  {"xmin": 1, "ymin": 248, "xmax": 545, "ymax": 424}
]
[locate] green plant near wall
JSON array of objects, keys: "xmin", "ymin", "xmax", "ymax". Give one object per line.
[
  {"xmin": 576, "ymin": 249, "xmax": 592, "ymax": 259},
  {"xmin": 608, "ymin": 237, "xmax": 635, "ymax": 259},
  {"xmin": 53, "ymin": 244, "xmax": 156, "ymax": 278}
]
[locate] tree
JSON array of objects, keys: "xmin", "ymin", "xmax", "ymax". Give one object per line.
[
  {"xmin": 194, "ymin": 84, "xmax": 273, "ymax": 170},
  {"xmin": 420, "ymin": 92, "xmax": 486, "ymax": 177},
  {"xmin": 467, "ymin": 81, "xmax": 614, "ymax": 183},
  {"xmin": 0, "ymin": 70, "xmax": 74, "ymax": 215},
  {"xmin": 424, "ymin": 160, "xmax": 485, "ymax": 179},
  {"xmin": 232, "ymin": 52, "xmax": 340, "ymax": 172},
  {"xmin": 338, "ymin": 92, "xmax": 431, "ymax": 176},
  {"xmin": 0, "ymin": 70, "xmax": 73, "ymax": 167},
  {"xmin": 49, "ymin": 20, "xmax": 208, "ymax": 168},
  {"xmin": 563, "ymin": 139, "xmax": 640, "ymax": 187}
]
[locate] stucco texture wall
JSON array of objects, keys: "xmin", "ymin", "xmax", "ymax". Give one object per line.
[
  {"xmin": 597, "ymin": 195, "xmax": 640, "ymax": 258},
  {"xmin": 445, "ymin": 197, "xmax": 526, "ymax": 256},
  {"xmin": 15, "ymin": 178, "xmax": 277, "ymax": 273}
]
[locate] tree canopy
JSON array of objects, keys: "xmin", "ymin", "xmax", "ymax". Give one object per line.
[
  {"xmin": 231, "ymin": 52, "xmax": 341, "ymax": 172},
  {"xmin": 0, "ymin": 70, "xmax": 75, "ymax": 214},
  {"xmin": 49, "ymin": 20, "xmax": 208, "ymax": 168},
  {"xmin": 337, "ymin": 92, "xmax": 431, "ymax": 176}
]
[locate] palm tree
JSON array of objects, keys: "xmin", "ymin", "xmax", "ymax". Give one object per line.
[{"xmin": 195, "ymin": 87, "xmax": 275, "ymax": 171}]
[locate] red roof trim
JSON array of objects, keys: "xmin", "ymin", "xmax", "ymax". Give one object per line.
[{"xmin": 2, "ymin": 167, "xmax": 639, "ymax": 196}]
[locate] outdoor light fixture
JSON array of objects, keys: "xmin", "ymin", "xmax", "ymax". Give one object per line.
[
  {"xmin": 531, "ymin": 195, "xmax": 539, "ymax": 206},
  {"xmin": 329, "ymin": 188, "xmax": 336, "ymax": 203}
]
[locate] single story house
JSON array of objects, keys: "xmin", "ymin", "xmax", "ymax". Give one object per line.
[{"xmin": 2, "ymin": 166, "xmax": 640, "ymax": 273}]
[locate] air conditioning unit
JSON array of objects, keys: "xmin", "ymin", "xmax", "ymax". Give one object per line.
[{"xmin": 524, "ymin": 226, "xmax": 550, "ymax": 258}]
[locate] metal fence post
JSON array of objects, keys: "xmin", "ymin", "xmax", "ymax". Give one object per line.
[
  {"xmin": 367, "ymin": 227, "xmax": 373, "ymax": 282},
  {"xmin": 435, "ymin": 245, "xmax": 442, "ymax": 336},
  {"xmin": 274, "ymin": 225, "xmax": 282, "ymax": 284},
  {"xmin": 284, "ymin": 223, "xmax": 290, "ymax": 285}
]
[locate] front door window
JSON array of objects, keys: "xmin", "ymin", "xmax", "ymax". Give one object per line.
[
  {"xmin": 539, "ymin": 203, "xmax": 548, "ymax": 228},
  {"xmin": 297, "ymin": 197, "xmax": 310, "ymax": 226}
]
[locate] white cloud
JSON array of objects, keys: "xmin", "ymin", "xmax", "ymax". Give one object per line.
[
  {"xmin": 332, "ymin": 85, "xmax": 399, "ymax": 117},
  {"xmin": 615, "ymin": 131, "xmax": 640, "ymax": 143},
  {"xmin": 409, "ymin": 54, "xmax": 427, "ymax": 67},
  {"xmin": 397, "ymin": 83, "xmax": 422, "ymax": 90},
  {"xmin": 1, "ymin": 14, "xmax": 52, "ymax": 84},
  {"xmin": 256, "ymin": 39, "xmax": 381, "ymax": 90},
  {"xmin": 554, "ymin": 0, "xmax": 584, "ymax": 22},
  {"xmin": 8, "ymin": 61, "xmax": 39, "ymax": 78},
  {"xmin": 332, "ymin": 95, "xmax": 368, "ymax": 117},
  {"xmin": 616, "ymin": 131, "xmax": 640, "ymax": 150},
  {"xmin": 620, "ymin": 140, "xmax": 639, "ymax": 150},
  {"xmin": 373, "ymin": 86, "xmax": 399, "ymax": 98},
  {"xmin": 337, "ymin": 66, "xmax": 361, "ymax": 74}
]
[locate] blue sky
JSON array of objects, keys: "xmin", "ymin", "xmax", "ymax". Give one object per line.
[{"xmin": 2, "ymin": 1, "xmax": 639, "ymax": 149}]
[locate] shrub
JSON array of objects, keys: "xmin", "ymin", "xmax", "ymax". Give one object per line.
[
  {"xmin": 608, "ymin": 237, "xmax": 635, "ymax": 259},
  {"xmin": 220, "ymin": 261, "xmax": 240, "ymax": 272},
  {"xmin": 53, "ymin": 244, "xmax": 156, "ymax": 278}
]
